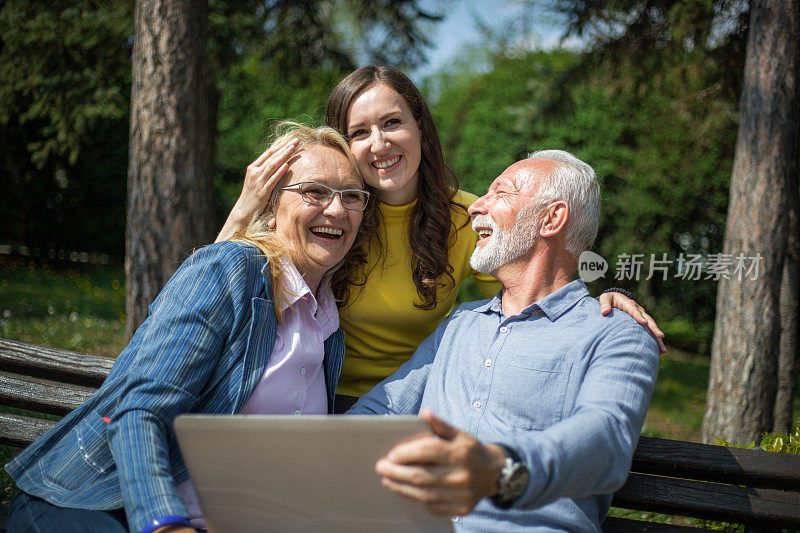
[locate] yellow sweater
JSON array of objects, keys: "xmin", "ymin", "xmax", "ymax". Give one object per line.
[{"xmin": 337, "ymin": 190, "xmax": 501, "ymax": 396}]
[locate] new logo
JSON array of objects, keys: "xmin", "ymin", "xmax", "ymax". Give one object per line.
[{"xmin": 578, "ymin": 251, "xmax": 608, "ymax": 282}]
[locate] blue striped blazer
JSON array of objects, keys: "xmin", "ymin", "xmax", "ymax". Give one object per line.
[{"xmin": 5, "ymin": 241, "xmax": 345, "ymax": 532}]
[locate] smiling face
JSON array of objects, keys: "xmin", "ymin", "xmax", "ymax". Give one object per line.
[
  {"xmin": 268, "ymin": 144, "xmax": 364, "ymax": 289},
  {"xmin": 345, "ymin": 83, "xmax": 422, "ymax": 205},
  {"xmin": 468, "ymin": 159, "xmax": 557, "ymax": 275}
]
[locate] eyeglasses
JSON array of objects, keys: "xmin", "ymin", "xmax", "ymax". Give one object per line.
[{"xmin": 279, "ymin": 182, "xmax": 371, "ymax": 211}]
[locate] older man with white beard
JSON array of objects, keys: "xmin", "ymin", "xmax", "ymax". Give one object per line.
[{"xmin": 349, "ymin": 150, "xmax": 659, "ymax": 532}]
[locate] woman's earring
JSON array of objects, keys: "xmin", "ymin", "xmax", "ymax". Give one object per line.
[{"xmin": 267, "ymin": 217, "xmax": 276, "ymax": 229}]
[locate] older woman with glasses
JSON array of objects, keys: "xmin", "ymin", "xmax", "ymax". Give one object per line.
[{"xmin": 5, "ymin": 124, "xmax": 375, "ymax": 533}]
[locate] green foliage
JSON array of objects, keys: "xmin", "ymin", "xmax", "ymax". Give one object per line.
[
  {"xmin": 0, "ymin": 1, "xmax": 132, "ymax": 256},
  {"xmin": 214, "ymin": 55, "xmax": 349, "ymax": 216},
  {"xmin": 549, "ymin": 0, "xmax": 748, "ymax": 101},
  {"xmin": 430, "ymin": 50, "xmax": 578, "ymax": 194},
  {"xmin": 607, "ymin": 507, "xmax": 743, "ymax": 531},
  {"xmin": 760, "ymin": 425, "xmax": 800, "ymax": 454},
  {"xmin": 659, "ymin": 317, "xmax": 715, "ymax": 353},
  {"xmin": 0, "ymin": 0, "xmax": 133, "ymax": 167},
  {"xmin": 252, "ymin": 0, "xmax": 443, "ymax": 72},
  {"xmin": 0, "ymin": 113, "xmax": 129, "ymax": 257},
  {"xmin": 0, "ymin": 0, "xmax": 441, "ymax": 170},
  {"xmin": 0, "ymin": 261, "xmax": 124, "ymax": 502},
  {"xmin": 712, "ymin": 437, "xmax": 758, "ymax": 449},
  {"xmin": 714, "ymin": 421, "xmax": 800, "ymax": 454},
  {"xmin": 1, "ymin": 443, "xmax": 22, "ymax": 502}
]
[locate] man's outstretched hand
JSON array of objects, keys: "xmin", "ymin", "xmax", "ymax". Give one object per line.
[{"xmin": 375, "ymin": 409, "xmax": 507, "ymax": 516}]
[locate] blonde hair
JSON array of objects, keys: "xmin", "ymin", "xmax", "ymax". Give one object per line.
[{"xmin": 231, "ymin": 122, "xmax": 376, "ymax": 321}]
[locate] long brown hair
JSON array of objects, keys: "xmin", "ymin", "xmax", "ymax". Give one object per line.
[
  {"xmin": 232, "ymin": 122, "xmax": 378, "ymax": 319},
  {"xmin": 326, "ymin": 65, "xmax": 465, "ymax": 309}
]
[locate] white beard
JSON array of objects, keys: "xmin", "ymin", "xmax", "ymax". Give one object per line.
[{"xmin": 470, "ymin": 205, "xmax": 538, "ymax": 275}]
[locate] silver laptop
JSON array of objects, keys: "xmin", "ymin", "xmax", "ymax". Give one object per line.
[{"xmin": 174, "ymin": 414, "xmax": 455, "ymax": 533}]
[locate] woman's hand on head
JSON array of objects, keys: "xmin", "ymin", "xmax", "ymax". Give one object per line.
[
  {"xmin": 599, "ymin": 292, "xmax": 667, "ymax": 354},
  {"xmin": 215, "ymin": 139, "xmax": 299, "ymax": 243}
]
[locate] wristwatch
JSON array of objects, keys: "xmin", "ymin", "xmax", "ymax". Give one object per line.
[{"xmin": 490, "ymin": 445, "xmax": 529, "ymax": 509}]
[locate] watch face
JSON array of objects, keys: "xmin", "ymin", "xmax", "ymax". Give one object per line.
[
  {"xmin": 492, "ymin": 456, "xmax": 529, "ymax": 508},
  {"xmin": 500, "ymin": 460, "xmax": 529, "ymax": 502},
  {"xmin": 507, "ymin": 463, "xmax": 529, "ymax": 498}
]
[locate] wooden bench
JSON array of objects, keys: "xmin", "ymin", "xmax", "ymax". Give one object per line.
[
  {"xmin": 603, "ymin": 437, "xmax": 800, "ymax": 531},
  {"xmin": 0, "ymin": 338, "xmax": 114, "ymax": 448},
  {"xmin": 2, "ymin": 337, "xmax": 800, "ymax": 530}
]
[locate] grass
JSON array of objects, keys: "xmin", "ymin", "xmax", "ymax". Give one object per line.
[
  {"xmin": 1, "ymin": 260, "xmax": 126, "ymax": 503},
  {"xmin": 0, "ymin": 446, "xmax": 18, "ymax": 503},
  {"xmin": 643, "ymin": 348, "xmax": 711, "ymax": 442},
  {"xmin": 1, "ymin": 260, "xmax": 798, "ymax": 526},
  {"xmin": 0, "ymin": 260, "xmax": 127, "ymax": 355}
]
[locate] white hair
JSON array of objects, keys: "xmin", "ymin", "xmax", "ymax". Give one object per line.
[{"xmin": 525, "ymin": 149, "xmax": 601, "ymax": 258}]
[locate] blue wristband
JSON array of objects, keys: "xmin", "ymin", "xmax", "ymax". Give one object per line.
[{"xmin": 141, "ymin": 515, "xmax": 192, "ymax": 533}]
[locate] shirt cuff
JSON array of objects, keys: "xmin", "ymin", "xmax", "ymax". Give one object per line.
[{"xmin": 141, "ymin": 515, "xmax": 192, "ymax": 533}]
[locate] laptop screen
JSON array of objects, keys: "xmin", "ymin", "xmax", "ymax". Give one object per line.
[{"xmin": 174, "ymin": 414, "xmax": 454, "ymax": 533}]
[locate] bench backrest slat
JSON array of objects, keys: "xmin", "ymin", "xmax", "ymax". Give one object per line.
[
  {"xmin": 0, "ymin": 412, "xmax": 56, "ymax": 448},
  {"xmin": 0, "ymin": 338, "xmax": 112, "ymax": 388},
  {"xmin": 0, "ymin": 339, "xmax": 112, "ymax": 449},
  {"xmin": 0, "ymin": 372, "xmax": 95, "ymax": 416},
  {"xmin": 632, "ymin": 436, "xmax": 800, "ymax": 491},
  {"xmin": 613, "ymin": 472, "xmax": 800, "ymax": 528}
]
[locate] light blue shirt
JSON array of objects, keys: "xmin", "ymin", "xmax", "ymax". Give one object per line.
[{"xmin": 349, "ymin": 279, "xmax": 659, "ymax": 532}]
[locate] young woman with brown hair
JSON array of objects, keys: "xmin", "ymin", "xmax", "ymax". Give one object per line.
[{"xmin": 216, "ymin": 65, "xmax": 665, "ymax": 412}]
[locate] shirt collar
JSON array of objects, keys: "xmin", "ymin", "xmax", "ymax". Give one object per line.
[
  {"xmin": 275, "ymin": 256, "xmax": 340, "ymax": 334},
  {"xmin": 472, "ymin": 279, "xmax": 590, "ymax": 321},
  {"xmin": 531, "ymin": 279, "xmax": 590, "ymax": 321},
  {"xmin": 472, "ymin": 295, "xmax": 502, "ymax": 314},
  {"xmin": 276, "ymin": 256, "xmax": 314, "ymax": 312}
]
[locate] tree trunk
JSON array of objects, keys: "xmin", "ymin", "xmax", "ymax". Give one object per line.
[
  {"xmin": 773, "ymin": 180, "xmax": 800, "ymax": 433},
  {"xmin": 126, "ymin": 0, "xmax": 215, "ymax": 338},
  {"xmin": 702, "ymin": 0, "xmax": 800, "ymax": 445}
]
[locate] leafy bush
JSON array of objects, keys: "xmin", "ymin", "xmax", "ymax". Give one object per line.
[{"xmin": 714, "ymin": 420, "xmax": 800, "ymax": 454}]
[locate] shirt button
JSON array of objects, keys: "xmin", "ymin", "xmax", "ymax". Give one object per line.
[
  {"xmin": 294, "ymin": 409, "xmax": 301, "ymax": 415},
  {"xmin": 299, "ymin": 367, "xmax": 306, "ymax": 375},
  {"xmin": 473, "ymin": 401, "xmax": 482, "ymax": 408},
  {"xmin": 451, "ymin": 516, "xmax": 460, "ymax": 523},
  {"xmin": 484, "ymin": 359, "xmax": 492, "ymax": 367},
  {"xmin": 499, "ymin": 326, "xmax": 508, "ymax": 333}
]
